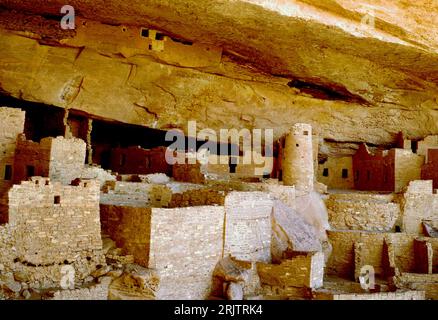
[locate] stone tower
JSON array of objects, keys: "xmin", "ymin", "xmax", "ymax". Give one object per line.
[{"xmin": 283, "ymin": 123, "xmax": 314, "ymax": 191}]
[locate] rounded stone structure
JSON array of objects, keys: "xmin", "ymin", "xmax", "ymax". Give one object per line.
[{"xmin": 283, "ymin": 123, "xmax": 314, "ymax": 191}]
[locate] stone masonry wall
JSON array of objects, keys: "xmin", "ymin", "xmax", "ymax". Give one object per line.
[
  {"xmin": 327, "ymin": 230, "xmax": 438, "ymax": 279},
  {"xmin": 0, "ymin": 107, "xmax": 25, "ymax": 223},
  {"xmin": 401, "ymin": 180, "xmax": 438, "ymax": 234},
  {"xmin": 394, "ymin": 149, "xmax": 424, "ymax": 193},
  {"xmin": 0, "ymin": 178, "xmax": 104, "ymax": 289},
  {"xmin": 48, "ymin": 136, "xmax": 87, "ymax": 185},
  {"xmin": 317, "ymin": 156, "xmax": 354, "ymax": 190},
  {"xmin": 326, "ymin": 193, "xmax": 400, "ymax": 232},
  {"xmin": 257, "ymin": 252, "xmax": 324, "ymax": 289},
  {"xmin": 100, "ymin": 204, "xmax": 225, "ymax": 299},
  {"xmin": 101, "ymin": 181, "xmax": 172, "ymax": 207},
  {"xmin": 8, "ymin": 177, "xmax": 102, "ymax": 265},
  {"xmin": 224, "ymin": 192, "xmax": 273, "ymax": 263}
]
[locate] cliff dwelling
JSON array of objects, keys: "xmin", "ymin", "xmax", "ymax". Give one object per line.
[{"xmin": 0, "ymin": 0, "xmax": 437, "ymax": 303}]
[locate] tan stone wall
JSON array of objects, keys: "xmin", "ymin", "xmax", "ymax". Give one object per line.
[
  {"xmin": 317, "ymin": 157, "xmax": 354, "ymax": 190},
  {"xmin": 259, "ymin": 183, "xmax": 296, "ymax": 210},
  {"xmin": 0, "ymin": 107, "xmax": 25, "ymax": 223},
  {"xmin": 224, "ymin": 191, "xmax": 273, "ymax": 262},
  {"xmin": 13, "ymin": 134, "xmax": 51, "ymax": 184},
  {"xmin": 326, "ymin": 193, "xmax": 400, "ymax": 232},
  {"xmin": 169, "ymin": 188, "xmax": 226, "ymax": 207},
  {"xmin": 331, "ymin": 290, "xmax": 425, "ymax": 300},
  {"xmin": 14, "ymin": 135, "xmax": 87, "ymax": 186},
  {"xmin": 100, "ymin": 204, "xmax": 225, "ymax": 299},
  {"xmin": 100, "ymin": 205, "xmax": 153, "ymax": 265},
  {"xmin": 8, "ymin": 177, "xmax": 102, "ymax": 265},
  {"xmin": 394, "ymin": 149, "xmax": 424, "ymax": 193},
  {"xmin": 0, "ymin": 178, "xmax": 104, "ymax": 289},
  {"xmin": 328, "ymin": 230, "xmax": 438, "ymax": 279},
  {"xmin": 326, "ymin": 231, "xmax": 386, "ymax": 278},
  {"xmin": 172, "ymin": 162, "xmax": 206, "ymax": 184},
  {"xmin": 48, "ymin": 136, "xmax": 87, "ymax": 185},
  {"xmin": 400, "ymin": 180, "xmax": 438, "ymax": 234},
  {"xmin": 101, "ymin": 181, "xmax": 172, "ymax": 207},
  {"xmin": 257, "ymin": 252, "xmax": 324, "ymax": 289}
]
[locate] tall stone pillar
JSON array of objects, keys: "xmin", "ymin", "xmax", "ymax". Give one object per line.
[{"xmin": 283, "ymin": 123, "xmax": 314, "ymax": 191}]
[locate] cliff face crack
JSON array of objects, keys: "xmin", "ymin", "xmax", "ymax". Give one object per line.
[
  {"xmin": 134, "ymin": 102, "xmax": 159, "ymax": 120},
  {"xmin": 287, "ymin": 79, "xmax": 370, "ymax": 105}
]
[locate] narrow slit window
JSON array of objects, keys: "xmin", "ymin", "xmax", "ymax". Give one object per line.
[
  {"xmin": 120, "ymin": 154, "xmax": 126, "ymax": 167},
  {"xmin": 141, "ymin": 28, "xmax": 149, "ymax": 38},
  {"xmin": 4, "ymin": 165, "xmax": 12, "ymax": 180},
  {"xmin": 342, "ymin": 169, "xmax": 348, "ymax": 179},
  {"xmin": 26, "ymin": 165, "xmax": 35, "ymax": 178},
  {"xmin": 323, "ymin": 168, "xmax": 329, "ymax": 177}
]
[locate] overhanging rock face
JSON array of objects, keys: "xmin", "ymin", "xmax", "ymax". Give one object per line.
[{"xmin": 0, "ymin": 1, "xmax": 437, "ymax": 153}]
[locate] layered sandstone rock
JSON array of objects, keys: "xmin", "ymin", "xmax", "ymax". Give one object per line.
[{"xmin": 0, "ymin": 1, "xmax": 436, "ymax": 156}]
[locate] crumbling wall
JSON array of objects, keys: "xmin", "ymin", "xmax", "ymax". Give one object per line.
[
  {"xmin": 0, "ymin": 178, "xmax": 104, "ymax": 290},
  {"xmin": 13, "ymin": 134, "xmax": 51, "ymax": 184},
  {"xmin": 327, "ymin": 230, "xmax": 438, "ymax": 279},
  {"xmin": 326, "ymin": 193, "xmax": 400, "ymax": 232},
  {"xmin": 0, "ymin": 107, "xmax": 25, "ymax": 223},
  {"xmin": 400, "ymin": 180, "xmax": 438, "ymax": 234},
  {"xmin": 260, "ymin": 183, "xmax": 296, "ymax": 209},
  {"xmin": 101, "ymin": 181, "xmax": 172, "ymax": 207},
  {"xmin": 394, "ymin": 149, "xmax": 424, "ymax": 193},
  {"xmin": 326, "ymin": 230, "xmax": 386, "ymax": 279},
  {"xmin": 257, "ymin": 252, "xmax": 324, "ymax": 289},
  {"xmin": 224, "ymin": 192, "xmax": 273, "ymax": 263},
  {"xmin": 168, "ymin": 188, "xmax": 226, "ymax": 207},
  {"xmin": 8, "ymin": 177, "xmax": 102, "ymax": 265},
  {"xmin": 48, "ymin": 136, "xmax": 87, "ymax": 185},
  {"xmin": 172, "ymin": 162, "xmax": 206, "ymax": 184},
  {"xmin": 317, "ymin": 156, "xmax": 354, "ymax": 190},
  {"xmin": 14, "ymin": 135, "xmax": 87, "ymax": 185}
]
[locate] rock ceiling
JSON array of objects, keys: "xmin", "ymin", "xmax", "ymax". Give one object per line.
[{"xmin": 0, "ymin": 0, "xmax": 437, "ymax": 155}]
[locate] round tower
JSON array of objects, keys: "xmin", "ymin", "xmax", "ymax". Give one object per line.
[{"xmin": 283, "ymin": 123, "xmax": 314, "ymax": 191}]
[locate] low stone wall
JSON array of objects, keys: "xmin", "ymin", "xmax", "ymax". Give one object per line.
[
  {"xmin": 257, "ymin": 252, "xmax": 324, "ymax": 289},
  {"xmin": 327, "ymin": 230, "xmax": 438, "ymax": 279},
  {"xmin": 168, "ymin": 188, "xmax": 226, "ymax": 207},
  {"xmin": 326, "ymin": 193, "xmax": 399, "ymax": 232},
  {"xmin": 101, "ymin": 181, "xmax": 172, "ymax": 207}
]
